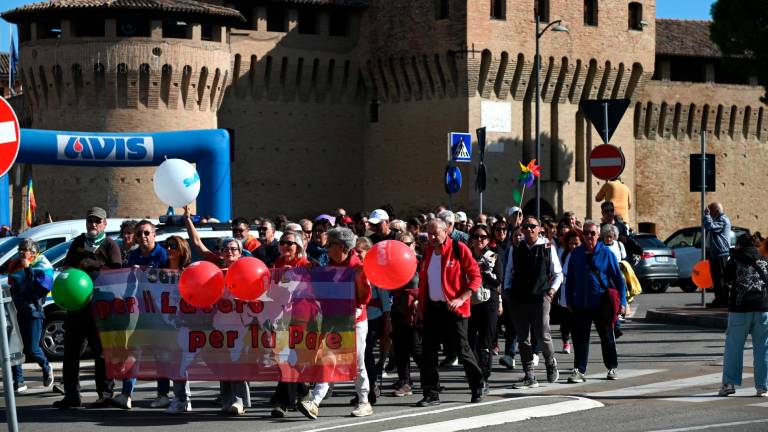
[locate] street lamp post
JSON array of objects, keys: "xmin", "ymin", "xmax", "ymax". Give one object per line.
[{"xmin": 535, "ymin": 14, "xmax": 568, "ymax": 220}]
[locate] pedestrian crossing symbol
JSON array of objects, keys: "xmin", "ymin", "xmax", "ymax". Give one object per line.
[{"xmin": 449, "ymin": 132, "xmax": 472, "ymax": 163}]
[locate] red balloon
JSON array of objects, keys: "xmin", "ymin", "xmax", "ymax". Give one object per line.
[
  {"xmin": 363, "ymin": 240, "xmax": 418, "ymax": 289},
  {"xmin": 179, "ymin": 261, "xmax": 225, "ymax": 308},
  {"xmin": 692, "ymin": 260, "xmax": 713, "ymax": 289},
  {"xmin": 225, "ymin": 257, "xmax": 270, "ymax": 301}
]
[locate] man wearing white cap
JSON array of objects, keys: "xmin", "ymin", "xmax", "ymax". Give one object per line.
[
  {"xmin": 437, "ymin": 210, "xmax": 469, "ymax": 245},
  {"xmin": 369, "ymin": 209, "xmax": 397, "ymax": 244},
  {"xmin": 454, "ymin": 212, "xmax": 469, "ymax": 233}
]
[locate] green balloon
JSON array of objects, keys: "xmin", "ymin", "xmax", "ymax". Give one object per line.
[{"xmin": 52, "ymin": 269, "xmax": 94, "ymax": 311}]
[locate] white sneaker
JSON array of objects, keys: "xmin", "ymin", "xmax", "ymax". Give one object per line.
[
  {"xmin": 351, "ymin": 402, "xmax": 373, "ymax": 417},
  {"xmin": 532, "ymin": 353, "xmax": 540, "ymax": 367},
  {"xmin": 111, "ymin": 394, "xmax": 132, "ymax": 409},
  {"xmin": 150, "ymin": 395, "xmax": 171, "ymax": 408},
  {"xmin": 225, "ymin": 401, "xmax": 245, "ymax": 415},
  {"xmin": 165, "ymin": 399, "xmax": 192, "ymax": 414}
]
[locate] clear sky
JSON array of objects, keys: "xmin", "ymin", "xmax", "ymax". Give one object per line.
[{"xmin": 0, "ymin": 0, "xmax": 717, "ymax": 55}]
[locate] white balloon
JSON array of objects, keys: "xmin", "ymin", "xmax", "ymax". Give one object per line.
[{"xmin": 153, "ymin": 159, "xmax": 200, "ymax": 207}]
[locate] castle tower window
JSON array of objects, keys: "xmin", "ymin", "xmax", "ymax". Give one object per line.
[
  {"xmin": 73, "ymin": 18, "xmax": 105, "ymax": 37},
  {"xmin": 491, "ymin": 0, "xmax": 505, "ymax": 20},
  {"xmin": 298, "ymin": 9, "xmax": 318, "ymax": 34},
  {"xmin": 38, "ymin": 20, "xmax": 62, "ymax": 39},
  {"xmin": 163, "ymin": 20, "xmax": 190, "ymax": 39},
  {"xmin": 628, "ymin": 2, "xmax": 643, "ymax": 30},
  {"xmin": 369, "ymin": 99, "xmax": 380, "ymax": 123},
  {"xmin": 436, "ymin": 0, "xmax": 449, "ymax": 20},
  {"xmin": 267, "ymin": 7, "xmax": 287, "ymax": 32},
  {"xmin": 18, "ymin": 24, "xmax": 31, "ymax": 42},
  {"xmin": 584, "ymin": 0, "xmax": 598, "ymax": 26},
  {"xmin": 536, "ymin": 0, "xmax": 550, "ymax": 22},
  {"xmin": 201, "ymin": 23, "xmax": 214, "ymax": 41},
  {"xmin": 117, "ymin": 18, "xmax": 150, "ymax": 37},
  {"xmin": 328, "ymin": 11, "xmax": 348, "ymax": 36}
]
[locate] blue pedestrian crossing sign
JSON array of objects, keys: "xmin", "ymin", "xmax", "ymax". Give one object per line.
[{"xmin": 449, "ymin": 132, "xmax": 472, "ymax": 163}]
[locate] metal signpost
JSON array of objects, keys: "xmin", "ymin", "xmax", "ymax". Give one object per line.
[
  {"xmin": 1, "ymin": 286, "xmax": 19, "ymax": 432},
  {"xmin": 700, "ymin": 131, "xmax": 707, "ymax": 306}
]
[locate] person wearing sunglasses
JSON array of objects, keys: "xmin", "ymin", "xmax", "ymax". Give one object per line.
[
  {"xmin": 369, "ymin": 209, "xmax": 397, "ymax": 244},
  {"xmin": 388, "ymin": 232, "xmax": 422, "ymax": 398},
  {"xmin": 307, "ymin": 219, "xmax": 331, "ymax": 267},
  {"xmin": 254, "ymin": 219, "xmax": 280, "ymax": 267},
  {"xmin": 467, "ymin": 225, "xmax": 502, "ymax": 395},
  {"xmin": 565, "ymin": 220, "xmax": 627, "ymax": 384},
  {"xmin": 54, "ymin": 207, "xmax": 121, "ymax": 410},
  {"xmin": 555, "ymin": 229, "xmax": 584, "ymax": 355},
  {"xmin": 8, "ymin": 238, "xmax": 54, "ymax": 394},
  {"xmin": 118, "ymin": 220, "xmax": 138, "ymax": 267},
  {"xmin": 113, "ymin": 220, "xmax": 169, "ymax": 410},
  {"xmin": 231, "ymin": 217, "xmax": 261, "ymax": 254},
  {"xmin": 503, "ymin": 216, "xmax": 563, "ymax": 389}
]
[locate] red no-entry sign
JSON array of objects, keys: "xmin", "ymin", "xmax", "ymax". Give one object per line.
[
  {"xmin": 590, "ymin": 144, "xmax": 625, "ymax": 180},
  {"xmin": 0, "ymin": 98, "xmax": 20, "ymax": 178}
]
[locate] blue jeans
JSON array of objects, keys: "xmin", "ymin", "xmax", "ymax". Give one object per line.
[
  {"xmin": 121, "ymin": 378, "xmax": 170, "ymax": 397},
  {"xmin": 722, "ymin": 312, "xmax": 768, "ymax": 390},
  {"xmin": 11, "ymin": 315, "xmax": 49, "ymax": 384}
]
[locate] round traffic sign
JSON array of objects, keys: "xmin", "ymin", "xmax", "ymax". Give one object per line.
[
  {"xmin": 589, "ymin": 144, "xmax": 625, "ymax": 180},
  {"xmin": 444, "ymin": 165, "xmax": 462, "ymax": 194},
  {"xmin": 0, "ymin": 98, "xmax": 20, "ymax": 178}
]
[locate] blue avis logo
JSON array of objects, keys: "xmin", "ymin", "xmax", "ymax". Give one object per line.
[{"xmin": 58, "ymin": 135, "xmax": 154, "ymax": 161}]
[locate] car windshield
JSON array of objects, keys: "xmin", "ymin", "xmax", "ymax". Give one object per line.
[
  {"xmin": 634, "ymin": 235, "xmax": 667, "ymax": 249},
  {"xmin": 42, "ymin": 240, "xmax": 73, "ymax": 266}
]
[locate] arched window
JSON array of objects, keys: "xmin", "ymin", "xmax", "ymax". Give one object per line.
[{"xmin": 584, "ymin": 0, "xmax": 598, "ymax": 26}]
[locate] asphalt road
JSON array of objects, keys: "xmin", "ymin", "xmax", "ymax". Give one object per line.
[{"xmin": 3, "ymin": 288, "xmax": 766, "ymax": 432}]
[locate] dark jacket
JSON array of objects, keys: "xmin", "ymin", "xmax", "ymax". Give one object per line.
[
  {"xmin": 63, "ymin": 233, "xmax": 122, "ymax": 275},
  {"xmin": 725, "ymin": 247, "xmax": 768, "ymax": 312}
]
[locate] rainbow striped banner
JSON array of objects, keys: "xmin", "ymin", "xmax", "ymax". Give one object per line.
[{"xmin": 91, "ymin": 267, "xmax": 357, "ymax": 382}]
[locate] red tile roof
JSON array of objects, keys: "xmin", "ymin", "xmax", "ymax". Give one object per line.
[
  {"xmin": 2, "ymin": 0, "xmax": 244, "ymax": 22},
  {"xmin": 656, "ymin": 19, "xmax": 722, "ymax": 58}
]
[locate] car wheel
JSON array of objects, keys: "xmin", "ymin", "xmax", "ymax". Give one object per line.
[
  {"xmin": 642, "ymin": 280, "xmax": 670, "ymax": 293},
  {"xmin": 680, "ymin": 279, "xmax": 698, "ymax": 293},
  {"xmin": 43, "ymin": 310, "xmax": 87, "ymax": 361}
]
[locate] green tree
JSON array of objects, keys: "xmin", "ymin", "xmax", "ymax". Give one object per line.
[{"xmin": 709, "ymin": 0, "xmax": 768, "ymax": 102}]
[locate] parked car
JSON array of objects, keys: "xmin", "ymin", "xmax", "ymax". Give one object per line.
[
  {"xmin": 20, "ymin": 223, "xmax": 240, "ymax": 360},
  {"xmin": 624, "ymin": 233, "xmax": 679, "ymax": 293},
  {"xmin": 664, "ymin": 226, "xmax": 750, "ymax": 292}
]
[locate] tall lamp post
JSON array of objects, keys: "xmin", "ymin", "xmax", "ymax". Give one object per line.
[{"xmin": 535, "ymin": 14, "xmax": 568, "ymax": 220}]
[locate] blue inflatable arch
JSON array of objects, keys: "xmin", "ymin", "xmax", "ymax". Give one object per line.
[{"xmin": 0, "ymin": 129, "xmax": 232, "ymax": 224}]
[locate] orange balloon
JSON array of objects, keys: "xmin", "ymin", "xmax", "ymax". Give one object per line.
[
  {"xmin": 363, "ymin": 240, "xmax": 418, "ymax": 289},
  {"xmin": 179, "ymin": 261, "xmax": 225, "ymax": 308},
  {"xmin": 691, "ymin": 260, "xmax": 713, "ymax": 289},
  {"xmin": 225, "ymin": 257, "xmax": 269, "ymax": 301}
]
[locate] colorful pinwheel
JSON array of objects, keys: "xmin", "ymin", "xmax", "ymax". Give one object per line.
[{"xmin": 513, "ymin": 159, "xmax": 542, "ymax": 206}]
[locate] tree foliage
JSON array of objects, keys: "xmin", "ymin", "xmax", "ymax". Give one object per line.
[{"xmin": 710, "ymin": 0, "xmax": 768, "ymax": 102}]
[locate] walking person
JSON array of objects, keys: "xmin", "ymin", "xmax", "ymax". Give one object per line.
[
  {"xmin": 54, "ymin": 207, "xmax": 120, "ymax": 409},
  {"xmin": 704, "ymin": 202, "xmax": 732, "ymax": 308},
  {"xmin": 503, "ymin": 217, "xmax": 563, "ymax": 388},
  {"xmin": 415, "ymin": 219, "xmax": 485, "ymax": 406},
  {"xmin": 565, "ymin": 221, "xmax": 627, "ymax": 383},
  {"xmin": 718, "ymin": 234, "xmax": 768, "ymax": 397},
  {"xmin": 9, "ymin": 239, "xmax": 55, "ymax": 393},
  {"xmin": 467, "ymin": 225, "xmax": 502, "ymax": 394}
]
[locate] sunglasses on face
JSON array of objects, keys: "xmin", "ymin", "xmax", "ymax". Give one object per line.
[
  {"xmin": 232, "ymin": 228, "xmax": 246, "ymax": 233},
  {"xmin": 522, "ymin": 224, "xmax": 538, "ymax": 230},
  {"xmin": 221, "ymin": 247, "xmax": 240, "ymax": 253},
  {"xmin": 86, "ymin": 218, "xmax": 103, "ymax": 225},
  {"xmin": 167, "ymin": 243, "xmax": 179, "ymax": 250},
  {"xmin": 585, "ymin": 231, "xmax": 599, "ymax": 236},
  {"xmin": 303, "ymin": 230, "xmax": 313, "ymax": 234},
  {"xmin": 258, "ymin": 228, "xmax": 269, "ymax": 233},
  {"xmin": 403, "ymin": 241, "xmax": 414, "ymax": 246},
  {"xmin": 18, "ymin": 249, "xmax": 33, "ymax": 254},
  {"xmin": 135, "ymin": 230, "xmax": 153, "ymax": 237},
  {"xmin": 602, "ymin": 208, "xmax": 614, "ymax": 213},
  {"xmin": 279, "ymin": 240, "xmax": 296, "ymax": 247},
  {"xmin": 470, "ymin": 235, "xmax": 489, "ymax": 240},
  {"xmin": 494, "ymin": 227, "xmax": 508, "ymax": 232}
]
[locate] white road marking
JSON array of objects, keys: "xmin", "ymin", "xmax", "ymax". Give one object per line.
[
  {"xmin": 587, "ymin": 373, "xmax": 736, "ymax": 398},
  {"xmin": 645, "ymin": 418, "xmax": 768, "ymax": 432},
  {"xmin": 488, "ymin": 369, "xmax": 665, "ymax": 396},
  {"xmin": 748, "ymin": 401, "xmax": 768, "ymax": 407},
  {"xmin": 660, "ymin": 386, "xmax": 754, "ymax": 402},
  {"xmin": 305, "ymin": 396, "xmax": 600, "ymax": 432},
  {"xmin": 383, "ymin": 397, "xmax": 603, "ymax": 432}
]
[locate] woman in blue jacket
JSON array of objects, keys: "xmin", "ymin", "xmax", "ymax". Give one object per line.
[{"xmin": 565, "ymin": 221, "xmax": 627, "ymax": 384}]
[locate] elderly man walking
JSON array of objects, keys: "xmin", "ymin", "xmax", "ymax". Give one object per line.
[
  {"xmin": 416, "ymin": 219, "xmax": 485, "ymax": 406},
  {"xmin": 705, "ymin": 202, "xmax": 732, "ymax": 308}
]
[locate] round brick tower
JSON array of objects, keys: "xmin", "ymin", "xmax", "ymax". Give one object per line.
[{"xmin": 2, "ymin": 0, "xmax": 243, "ymax": 220}]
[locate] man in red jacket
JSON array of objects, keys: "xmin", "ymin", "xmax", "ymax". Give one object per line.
[{"xmin": 416, "ymin": 219, "xmax": 484, "ymax": 406}]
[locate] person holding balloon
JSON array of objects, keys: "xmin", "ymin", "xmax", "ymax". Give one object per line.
[
  {"xmin": 8, "ymin": 238, "xmax": 55, "ymax": 393},
  {"xmin": 183, "ymin": 206, "xmax": 252, "ymax": 415},
  {"xmin": 270, "ymin": 230, "xmax": 312, "ymax": 418},
  {"xmin": 54, "ymin": 207, "xmax": 121, "ymax": 410},
  {"xmin": 298, "ymin": 227, "xmax": 374, "ymax": 419},
  {"xmin": 415, "ymin": 218, "xmax": 485, "ymax": 407}
]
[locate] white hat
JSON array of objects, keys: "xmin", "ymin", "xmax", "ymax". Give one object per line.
[
  {"xmin": 506, "ymin": 206, "xmax": 522, "ymax": 217},
  {"xmin": 368, "ymin": 209, "xmax": 390, "ymax": 224},
  {"xmin": 455, "ymin": 211, "xmax": 468, "ymax": 222}
]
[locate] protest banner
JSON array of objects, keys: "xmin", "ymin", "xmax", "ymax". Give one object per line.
[{"xmin": 90, "ymin": 266, "xmax": 357, "ymax": 382}]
